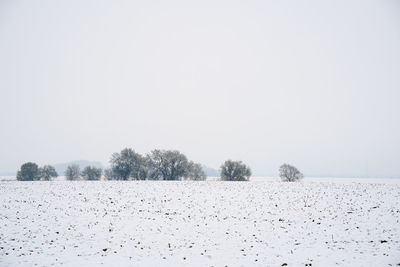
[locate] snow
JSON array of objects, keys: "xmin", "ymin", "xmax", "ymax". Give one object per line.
[{"xmin": 0, "ymin": 179, "xmax": 399, "ymax": 266}]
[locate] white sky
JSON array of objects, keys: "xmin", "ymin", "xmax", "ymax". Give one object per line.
[{"xmin": 0, "ymin": 0, "xmax": 399, "ymax": 177}]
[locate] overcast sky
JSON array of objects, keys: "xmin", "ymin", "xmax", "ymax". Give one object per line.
[{"xmin": 0, "ymin": 0, "xmax": 399, "ymax": 177}]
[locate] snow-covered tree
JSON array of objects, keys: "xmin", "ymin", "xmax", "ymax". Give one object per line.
[
  {"xmin": 81, "ymin": 166, "xmax": 102, "ymax": 180},
  {"xmin": 17, "ymin": 162, "xmax": 40, "ymax": 181},
  {"xmin": 147, "ymin": 149, "xmax": 189, "ymax": 180},
  {"xmin": 279, "ymin": 163, "xmax": 303, "ymax": 182},
  {"xmin": 186, "ymin": 161, "xmax": 207, "ymax": 181},
  {"xmin": 109, "ymin": 148, "xmax": 145, "ymax": 180},
  {"xmin": 220, "ymin": 160, "xmax": 251, "ymax": 181},
  {"xmin": 65, "ymin": 164, "xmax": 80, "ymax": 181},
  {"xmin": 39, "ymin": 165, "xmax": 58, "ymax": 181}
]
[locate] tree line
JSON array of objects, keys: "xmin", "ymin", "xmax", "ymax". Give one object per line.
[{"xmin": 16, "ymin": 148, "xmax": 303, "ymax": 182}]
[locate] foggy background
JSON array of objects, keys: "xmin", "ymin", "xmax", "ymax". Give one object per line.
[{"xmin": 0, "ymin": 0, "xmax": 399, "ymax": 177}]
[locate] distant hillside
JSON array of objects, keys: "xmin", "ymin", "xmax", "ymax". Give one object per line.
[
  {"xmin": 54, "ymin": 160, "xmax": 105, "ymax": 175},
  {"xmin": 202, "ymin": 165, "xmax": 219, "ymax": 177}
]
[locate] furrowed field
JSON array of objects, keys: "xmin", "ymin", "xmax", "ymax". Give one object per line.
[{"xmin": 1, "ymin": 179, "xmax": 399, "ymax": 266}]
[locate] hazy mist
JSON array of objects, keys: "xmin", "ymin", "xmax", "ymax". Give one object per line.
[{"xmin": 0, "ymin": 0, "xmax": 399, "ymax": 177}]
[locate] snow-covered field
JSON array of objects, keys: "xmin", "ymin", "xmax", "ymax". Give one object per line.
[{"xmin": 0, "ymin": 179, "xmax": 399, "ymax": 266}]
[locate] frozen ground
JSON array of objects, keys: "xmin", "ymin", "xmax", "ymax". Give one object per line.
[{"xmin": 0, "ymin": 179, "xmax": 399, "ymax": 266}]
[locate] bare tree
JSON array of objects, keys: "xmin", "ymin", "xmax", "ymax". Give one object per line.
[
  {"xmin": 186, "ymin": 161, "xmax": 207, "ymax": 181},
  {"xmin": 220, "ymin": 160, "xmax": 251, "ymax": 181},
  {"xmin": 65, "ymin": 164, "xmax": 80, "ymax": 181},
  {"xmin": 279, "ymin": 163, "xmax": 303, "ymax": 182},
  {"xmin": 39, "ymin": 165, "xmax": 58, "ymax": 181}
]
